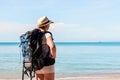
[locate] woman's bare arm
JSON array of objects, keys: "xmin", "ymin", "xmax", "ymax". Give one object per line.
[{"xmin": 46, "ymin": 36, "xmax": 56, "ymax": 59}]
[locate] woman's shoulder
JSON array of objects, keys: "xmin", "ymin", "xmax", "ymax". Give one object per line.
[{"xmin": 44, "ymin": 31, "xmax": 53, "ymax": 38}]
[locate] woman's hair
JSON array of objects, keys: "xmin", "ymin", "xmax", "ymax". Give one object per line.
[{"xmin": 39, "ymin": 25, "xmax": 46, "ymax": 30}]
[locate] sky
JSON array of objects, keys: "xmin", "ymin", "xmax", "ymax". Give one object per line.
[{"xmin": 0, "ymin": 0, "xmax": 120, "ymax": 42}]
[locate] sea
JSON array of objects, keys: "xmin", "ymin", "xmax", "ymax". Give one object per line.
[{"xmin": 0, "ymin": 42, "xmax": 120, "ymax": 79}]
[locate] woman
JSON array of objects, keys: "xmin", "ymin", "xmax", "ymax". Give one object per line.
[{"xmin": 35, "ymin": 16, "xmax": 56, "ymax": 80}]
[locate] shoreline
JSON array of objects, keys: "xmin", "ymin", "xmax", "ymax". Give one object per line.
[
  {"xmin": 0, "ymin": 72, "xmax": 120, "ymax": 80},
  {"xmin": 0, "ymin": 77, "xmax": 120, "ymax": 80}
]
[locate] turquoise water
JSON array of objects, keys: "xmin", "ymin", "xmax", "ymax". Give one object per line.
[{"xmin": 0, "ymin": 42, "xmax": 120, "ymax": 74}]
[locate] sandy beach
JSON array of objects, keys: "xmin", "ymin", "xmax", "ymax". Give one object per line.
[
  {"xmin": 0, "ymin": 77, "xmax": 120, "ymax": 80},
  {"xmin": 56, "ymin": 77, "xmax": 120, "ymax": 80},
  {"xmin": 0, "ymin": 72, "xmax": 120, "ymax": 80}
]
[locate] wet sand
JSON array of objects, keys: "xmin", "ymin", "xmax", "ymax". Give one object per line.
[
  {"xmin": 0, "ymin": 77, "xmax": 120, "ymax": 80},
  {"xmin": 0, "ymin": 72, "xmax": 120, "ymax": 80}
]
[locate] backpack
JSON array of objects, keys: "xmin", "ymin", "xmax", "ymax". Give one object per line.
[{"xmin": 19, "ymin": 29, "xmax": 55, "ymax": 71}]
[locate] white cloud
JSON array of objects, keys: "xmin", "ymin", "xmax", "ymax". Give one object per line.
[
  {"xmin": 0, "ymin": 23, "xmax": 35, "ymax": 42},
  {"xmin": 50, "ymin": 22, "xmax": 120, "ymax": 42},
  {"xmin": 0, "ymin": 22, "xmax": 120, "ymax": 42}
]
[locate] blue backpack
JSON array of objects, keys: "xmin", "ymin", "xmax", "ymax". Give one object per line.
[{"xmin": 19, "ymin": 29, "xmax": 55, "ymax": 73}]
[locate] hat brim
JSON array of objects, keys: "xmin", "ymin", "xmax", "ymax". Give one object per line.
[{"xmin": 47, "ymin": 20, "xmax": 54, "ymax": 24}]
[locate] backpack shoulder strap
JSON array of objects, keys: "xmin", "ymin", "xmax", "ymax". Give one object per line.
[
  {"xmin": 44, "ymin": 31, "xmax": 52, "ymax": 35},
  {"xmin": 44, "ymin": 31, "xmax": 53, "ymax": 40}
]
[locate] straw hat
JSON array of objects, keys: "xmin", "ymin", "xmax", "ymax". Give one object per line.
[{"xmin": 37, "ymin": 16, "xmax": 53, "ymax": 27}]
